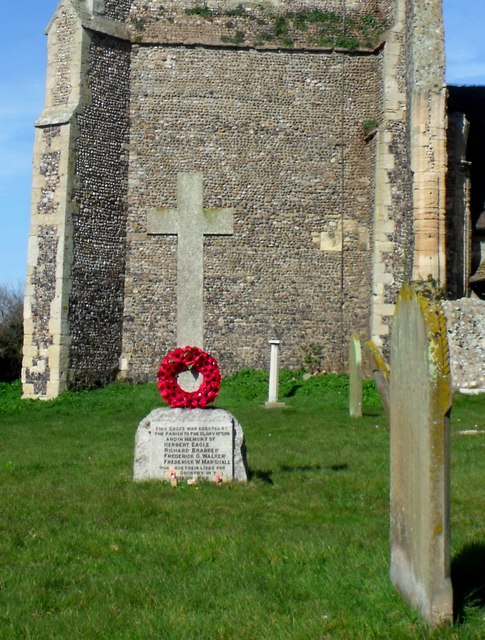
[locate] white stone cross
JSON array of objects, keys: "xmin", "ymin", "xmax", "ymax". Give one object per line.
[{"xmin": 147, "ymin": 172, "xmax": 234, "ymax": 348}]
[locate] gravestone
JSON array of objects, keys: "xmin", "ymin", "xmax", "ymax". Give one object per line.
[
  {"xmin": 134, "ymin": 408, "xmax": 248, "ymax": 483},
  {"xmin": 390, "ymin": 285, "xmax": 453, "ymax": 625},
  {"xmin": 349, "ymin": 334, "xmax": 362, "ymax": 418},
  {"xmin": 147, "ymin": 172, "xmax": 234, "ymax": 348},
  {"xmin": 365, "ymin": 339, "xmax": 390, "ymax": 417}
]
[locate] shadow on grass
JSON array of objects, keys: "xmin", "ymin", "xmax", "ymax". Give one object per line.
[
  {"xmin": 278, "ymin": 463, "xmax": 349, "ymax": 473},
  {"xmin": 282, "ymin": 383, "xmax": 303, "ymax": 398},
  {"xmin": 247, "ymin": 463, "xmax": 349, "ymax": 482},
  {"xmin": 247, "ymin": 468, "xmax": 274, "ymax": 484},
  {"xmin": 452, "ymin": 541, "xmax": 485, "ymax": 622}
]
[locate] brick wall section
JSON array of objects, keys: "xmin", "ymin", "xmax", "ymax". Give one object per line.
[
  {"xmin": 22, "ymin": 1, "xmax": 82, "ymax": 398},
  {"xmin": 442, "ymin": 298, "xmax": 485, "ymax": 392},
  {"xmin": 121, "ymin": 46, "xmax": 382, "ymax": 379},
  {"xmin": 67, "ymin": 34, "xmax": 131, "ymax": 388},
  {"xmin": 38, "ymin": 145, "xmax": 61, "ymax": 217},
  {"xmin": 368, "ymin": 0, "xmax": 414, "ymax": 351}
]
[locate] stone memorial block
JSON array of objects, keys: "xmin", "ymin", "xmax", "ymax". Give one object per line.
[
  {"xmin": 390, "ymin": 285, "xmax": 453, "ymax": 625},
  {"xmin": 134, "ymin": 407, "xmax": 248, "ymax": 483},
  {"xmin": 349, "ymin": 334, "xmax": 362, "ymax": 418}
]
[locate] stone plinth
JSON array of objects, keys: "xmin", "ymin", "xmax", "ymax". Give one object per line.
[
  {"xmin": 390, "ymin": 285, "xmax": 453, "ymax": 625},
  {"xmin": 134, "ymin": 407, "xmax": 248, "ymax": 482}
]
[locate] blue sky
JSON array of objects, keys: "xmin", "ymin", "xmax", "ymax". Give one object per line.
[{"xmin": 1, "ymin": 0, "xmax": 484, "ymax": 288}]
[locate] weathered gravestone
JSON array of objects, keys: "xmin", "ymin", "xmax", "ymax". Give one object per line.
[
  {"xmin": 390, "ymin": 285, "xmax": 453, "ymax": 625},
  {"xmin": 365, "ymin": 339, "xmax": 390, "ymax": 418},
  {"xmin": 134, "ymin": 407, "xmax": 248, "ymax": 483},
  {"xmin": 349, "ymin": 334, "xmax": 362, "ymax": 418}
]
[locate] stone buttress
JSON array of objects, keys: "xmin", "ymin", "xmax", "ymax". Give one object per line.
[{"xmin": 22, "ymin": 0, "xmax": 131, "ymax": 398}]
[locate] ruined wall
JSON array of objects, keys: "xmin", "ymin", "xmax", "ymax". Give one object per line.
[
  {"xmin": 442, "ymin": 298, "xmax": 485, "ymax": 393},
  {"xmin": 121, "ymin": 45, "xmax": 382, "ymax": 379},
  {"xmin": 126, "ymin": 0, "xmax": 388, "ymax": 50},
  {"xmin": 27, "ymin": 0, "xmax": 449, "ymax": 396},
  {"xmin": 370, "ymin": 0, "xmax": 446, "ymax": 354}
]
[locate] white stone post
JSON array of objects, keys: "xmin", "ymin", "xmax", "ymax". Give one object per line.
[
  {"xmin": 349, "ymin": 334, "xmax": 363, "ymax": 418},
  {"xmin": 265, "ymin": 339, "xmax": 285, "ymax": 408}
]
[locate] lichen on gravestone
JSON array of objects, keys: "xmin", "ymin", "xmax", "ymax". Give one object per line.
[
  {"xmin": 389, "ymin": 284, "xmax": 452, "ymax": 626},
  {"xmin": 365, "ymin": 339, "xmax": 390, "ymax": 417}
]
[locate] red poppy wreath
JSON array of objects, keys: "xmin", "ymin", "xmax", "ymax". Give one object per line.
[{"xmin": 157, "ymin": 346, "xmax": 221, "ymax": 408}]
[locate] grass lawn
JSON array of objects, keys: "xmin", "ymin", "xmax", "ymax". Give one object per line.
[{"xmin": 0, "ymin": 373, "xmax": 484, "ymax": 639}]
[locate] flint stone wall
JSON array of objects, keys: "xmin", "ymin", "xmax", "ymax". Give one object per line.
[
  {"xmin": 68, "ymin": 34, "xmax": 131, "ymax": 388},
  {"xmin": 126, "ymin": 1, "xmax": 389, "ymax": 50},
  {"xmin": 442, "ymin": 298, "xmax": 485, "ymax": 393},
  {"xmin": 122, "ymin": 45, "xmax": 382, "ymax": 379}
]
